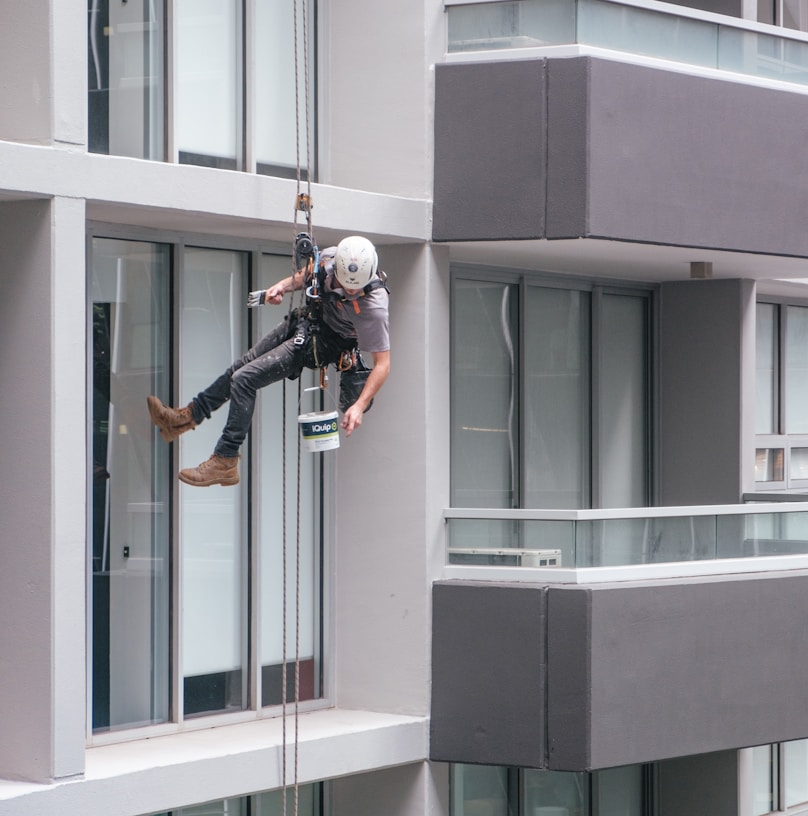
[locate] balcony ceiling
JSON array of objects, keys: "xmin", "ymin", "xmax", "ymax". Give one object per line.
[{"xmin": 446, "ymin": 237, "xmax": 808, "ymax": 296}]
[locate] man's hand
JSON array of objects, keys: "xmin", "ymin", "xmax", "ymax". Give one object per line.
[
  {"xmin": 341, "ymin": 403, "xmax": 365, "ymax": 437},
  {"xmin": 340, "ymin": 350, "xmax": 390, "ymax": 437},
  {"xmin": 247, "ymin": 285, "xmax": 286, "ymax": 308},
  {"xmin": 247, "ymin": 289, "xmax": 268, "ymax": 308},
  {"xmin": 264, "ymin": 283, "xmax": 286, "ymax": 305}
]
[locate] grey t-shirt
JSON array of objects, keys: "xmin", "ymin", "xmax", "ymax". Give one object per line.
[{"xmin": 319, "ymin": 251, "xmax": 390, "ymax": 354}]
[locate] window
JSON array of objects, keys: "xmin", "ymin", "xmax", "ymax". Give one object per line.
[
  {"xmin": 751, "ymin": 740, "xmax": 808, "ymax": 815},
  {"xmin": 87, "ymin": 0, "xmax": 316, "ymax": 176},
  {"xmin": 89, "ymin": 235, "xmax": 324, "ymax": 736},
  {"xmin": 176, "ymin": 0, "xmax": 242, "ymax": 169},
  {"xmin": 757, "ymin": 0, "xmax": 808, "ymax": 31},
  {"xmin": 451, "ymin": 764, "xmax": 645, "ymax": 816},
  {"xmin": 755, "ymin": 301, "xmax": 808, "ymax": 490},
  {"xmin": 147, "ymin": 783, "xmax": 323, "ymax": 816},
  {"xmin": 180, "ymin": 247, "xmax": 249, "ymax": 716},
  {"xmin": 451, "ymin": 272, "xmax": 651, "ymax": 511},
  {"xmin": 88, "ymin": 0, "xmax": 165, "ymax": 159},
  {"xmin": 90, "ymin": 237, "xmax": 171, "ymax": 731}
]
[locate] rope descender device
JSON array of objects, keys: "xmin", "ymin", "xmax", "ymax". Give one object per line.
[{"xmin": 295, "ymin": 193, "xmax": 313, "ymax": 215}]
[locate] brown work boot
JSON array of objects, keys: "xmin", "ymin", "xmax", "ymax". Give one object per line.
[
  {"xmin": 147, "ymin": 395, "xmax": 197, "ymax": 442},
  {"xmin": 178, "ymin": 454, "xmax": 240, "ymax": 487}
]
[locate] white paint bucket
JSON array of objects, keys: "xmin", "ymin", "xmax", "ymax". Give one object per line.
[{"xmin": 298, "ymin": 410, "xmax": 340, "ymax": 452}]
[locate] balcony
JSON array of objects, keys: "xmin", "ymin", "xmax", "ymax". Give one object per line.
[
  {"xmin": 444, "ymin": 501, "xmax": 808, "ymax": 581},
  {"xmin": 446, "ymin": 0, "xmax": 808, "ymax": 88}
]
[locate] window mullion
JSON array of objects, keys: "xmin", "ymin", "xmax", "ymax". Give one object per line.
[
  {"xmin": 171, "ymin": 240, "xmax": 184, "ymax": 723},
  {"xmin": 591, "ymin": 287, "xmax": 603, "ymax": 510},
  {"xmin": 166, "ymin": 0, "xmax": 179, "ymax": 163},
  {"xmin": 517, "ymin": 276, "xmax": 527, "ymax": 509},
  {"xmin": 779, "ymin": 304, "xmax": 786, "ymax": 436}
]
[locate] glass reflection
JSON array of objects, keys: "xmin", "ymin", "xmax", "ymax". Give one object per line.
[{"xmin": 90, "ymin": 237, "xmax": 171, "ymax": 731}]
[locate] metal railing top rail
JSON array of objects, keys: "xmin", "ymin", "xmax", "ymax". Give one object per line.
[
  {"xmin": 444, "ymin": 502, "xmax": 808, "ymax": 522},
  {"xmin": 445, "ymin": 0, "xmax": 808, "ymax": 45}
]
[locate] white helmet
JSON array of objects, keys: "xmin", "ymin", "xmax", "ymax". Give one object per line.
[{"xmin": 334, "ymin": 236, "xmax": 378, "ymax": 290}]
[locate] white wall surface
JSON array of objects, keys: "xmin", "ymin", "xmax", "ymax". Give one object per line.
[
  {"xmin": 322, "ymin": 0, "xmax": 445, "ymax": 198},
  {"xmin": 0, "ymin": 199, "xmax": 86, "ymax": 783},
  {"xmin": 333, "ymin": 244, "xmax": 451, "ymax": 715},
  {"xmin": 0, "ymin": 0, "xmax": 85, "ymax": 145},
  {"xmin": 331, "ymin": 761, "xmax": 450, "ymax": 816},
  {"xmin": 0, "ymin": 711, "xmax": 428, "ymax": 816}
]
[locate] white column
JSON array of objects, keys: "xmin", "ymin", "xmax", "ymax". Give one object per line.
[
  {"xmin": 51, "ymin": 196, "xmax": 88, "ymax": 778},
  {"xmin": 0, "ymin": 197, "xmax": 86, "ymax": 783},
  {"xmin": 52, "ymin": 0, "xmax": 87, "ymax": 146}
]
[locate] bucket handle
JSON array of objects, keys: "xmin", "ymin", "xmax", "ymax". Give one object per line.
[{"xmin": 299, "ymin": 384, "xmax": 339, "ymax": 413}]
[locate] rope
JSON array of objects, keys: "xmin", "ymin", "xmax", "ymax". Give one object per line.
[
  {"xmin": 294, "ymin": 377, "xmax": 303, "ymax": 816},
  {"xmin": 282, "ymin": 2, "xmax": 314, "ymax": 814},
  {"xmin": 281, "ymin": 379, "xmax": 288, "ymax": 816}
]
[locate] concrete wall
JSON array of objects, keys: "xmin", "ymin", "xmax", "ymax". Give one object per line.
[
  {"xmin": 331, "ymin": 762, "xmax": 449, "ymax": 816},
  {"xmin": 334, "ymin": 244, "xmax": 450, "ymax": 716},
  {"xmin": 323, "ymin": 0, "xmax": 442, "ymax": 198},
  {"xmin": 432, "ymin": 572, "xmax": 808, "ymax": 771},
  {"xmin": 0, "ymin": 199, "xmax": 86, "ymax": 783},
  {"xmin": 434, "ymin": 57, "xmax": 808, "ymax": 259},
  {"xmin": 0, "ymin": 0, "xmax": 85, "ymax": 145},
  {"xmin": 657, "ymin": 278, "xmax": 756, "ymax": 505}
]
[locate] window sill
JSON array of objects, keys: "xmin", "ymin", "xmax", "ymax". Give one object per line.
[{"xmin": 0, "ymin": 709, "xmax": 429, "ymax": 815}]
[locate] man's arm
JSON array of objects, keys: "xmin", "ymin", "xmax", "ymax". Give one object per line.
[
  {"xmin": 341, "ymin": 350, "xmax": 390, "ymax": 437},
  {"xmin": 265, "ymin": 266, "xmax": 308, "ymax": 305},
  {"xmin": 248, "ymin": 258, "xmax": 311, "ymax": 308}
]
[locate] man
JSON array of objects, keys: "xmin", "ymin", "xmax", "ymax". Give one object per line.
[{"xmin": 146, "ymin": 235, "xmax": 390, "ymax": 487}]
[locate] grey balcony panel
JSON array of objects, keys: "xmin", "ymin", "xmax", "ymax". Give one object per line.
[
  {"xmin": 430, "ymin": 581, "xmax": 547, "ymax": 768},
  {"xmin": 431, "ymin": 571, "xmax": 808, "ymax": 771},
  {"xmin": 433, "ymin": 59, "xmax": 547, "ymax": 242},
  {"xmin": 433, "ymin": 56, "xmax": 808, "ymax": 259},
  {"xmin": 551, "ymin": 570, "xmax": 808, "ymax": 770}
]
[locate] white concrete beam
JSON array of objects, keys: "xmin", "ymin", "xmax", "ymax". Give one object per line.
[{"xmin": 0, "ymin": 710, "xmax": 429, "ymax": 816}]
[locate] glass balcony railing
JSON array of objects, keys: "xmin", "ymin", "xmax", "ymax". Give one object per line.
[
  {"xmin": 445, "ymin": 503, "xmax": 808, "ymax": 569},
  {"xmin": 446, "ymin": 0, "xmax": 808, "ymax": 87}
]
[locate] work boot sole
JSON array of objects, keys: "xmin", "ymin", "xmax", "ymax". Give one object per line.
[
  {"xmin": 158, "ymin": 422, "xmax": 194, "ymax": 443},
  {"xmin": 147, "ymin": 395, "xmax": 195, "ymax": 442},
  {"xmin": 178, "ymin": 471, "xmax": 239, "ymax": 487}
]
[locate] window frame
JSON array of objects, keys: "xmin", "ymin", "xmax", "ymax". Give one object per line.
[
  {"xmin": 88, "ymin": 0, "xmax": 319, "ymax": 180},
  {"xmin": 450, "ymin": 762, "xmax": 655, "ymax": 816},
  {"xmin": 748, "ymin": 740, "xmax": 808, "ymax": 816},
  {"xmin": 755, "ymin": 298, "xmax": 808, "ymax": 492},
  {"xmin": 449, "ymin": 265, "xmax": 654, "ymax": 512},
  {"xmin": 86, "ymin": 222, "xmax": 333, "ymax": 745}
]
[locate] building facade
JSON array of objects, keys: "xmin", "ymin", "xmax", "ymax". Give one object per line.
[{"xmin": 3, "ymin": 1, "xmax": 808, "ymax": 815}]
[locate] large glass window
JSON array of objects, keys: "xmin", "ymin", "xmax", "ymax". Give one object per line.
[
  {"xmin": 90, "ymin": 237, "xmax": 171, "ymax": 732},
  {"xmin": 180, "ymin": 247, "xmax": 249, "ymax": 716},
  {"xmin": 757, "ymin": 303, "xmax": 779, "ymax": 436},
  {"xmin": 88, "ymin": 0, "xmax": 317, "ymax": 177},
  {"xmin": 257, "ymin": 254, "xmax": 322, "ymax": 707},
  {"xmin": 451, "ymin": 280, "xmax": 519, "ymax": 509},
  {"xmin": 524, "ymin": 286, "xmax": 591, "ymax": 509},
  {"xmin": 147, "ymin": 783, "xmax": 322, "ymax": 816},
  {"xmin": 176, "ymin": 0, "xmax": 241, "ymax": 169},
  {"xmin": 451, "ymin": 273, "xmax": 650, "ymax": 511},
  {"xmin": 87, "ymin": 0, "xmax": 165, "ymax": 159},
  {"xmin": 255, "ymin": 0, "xmax": 316, "ymax": 177},
  {"xmin": 755, "ymin": 301, "xmax": 808, "ymax": 489},
  {"xmin": 89, "ymin": 237, "xmax": 325, "ymax": 737},
  {"xmin": 452, "ymin": 764, "xmax": 644, "ymax": 816},
  {"xmin": 751, "ymin": 739, "xmax": 808, "ymax": 814}
]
